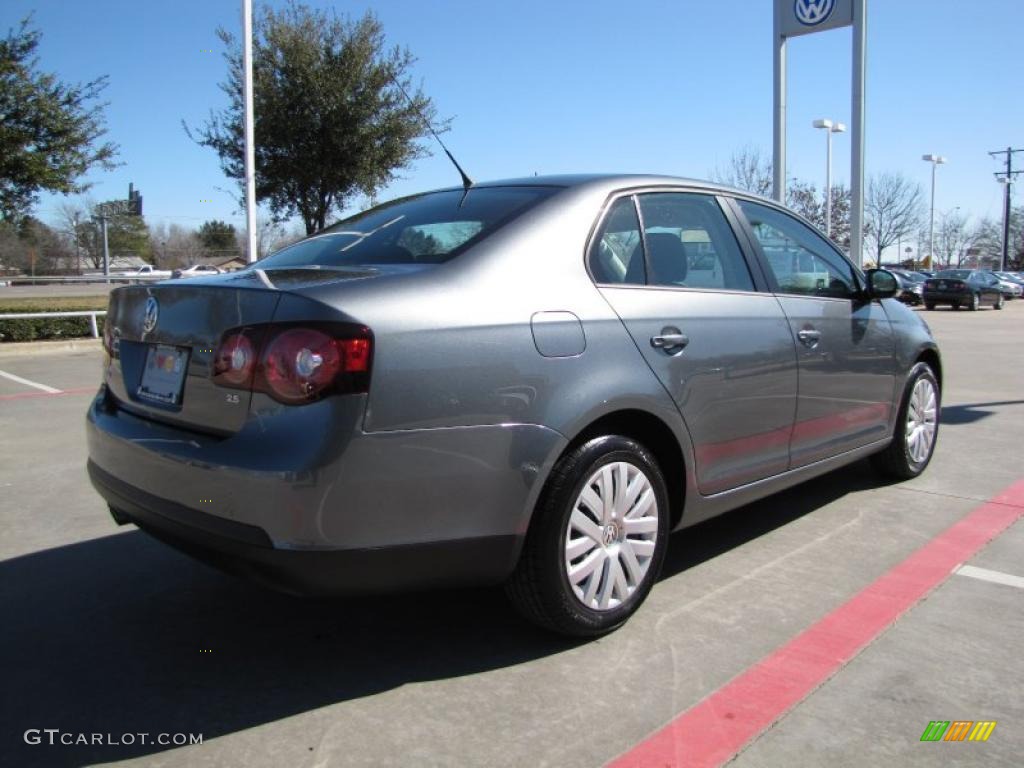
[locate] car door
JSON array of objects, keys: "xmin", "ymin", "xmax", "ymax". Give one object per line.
[
  {"xmin": 733, "ymin": 199, "xmax": 896, "ymax": 468},
  {"xmin": 591, "ymin": 191, "xmax": 798, "ymax": 495},
  {"xmin": 979, "ymin": 272, "xmax": 1002, "ymax": 305}
]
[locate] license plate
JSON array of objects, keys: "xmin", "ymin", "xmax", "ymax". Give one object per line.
[{"xmin": 137, "ymin": 344, "xmax": 189, "ymax": 405}]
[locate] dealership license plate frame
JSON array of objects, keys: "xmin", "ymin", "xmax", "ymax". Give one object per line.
[{"xmin": 137, "ymin": 344, "xmax": 190, "ymax": 406}]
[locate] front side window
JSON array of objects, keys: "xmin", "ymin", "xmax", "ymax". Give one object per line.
[
  {"xmin": 738, "ymin": 200, "xmax": 857, "ymax": 299},
  {"xmin": 258, "ymin": 187, "xmax": 557, "ymax": 268},
  {"xmin": 636, "ymin": 193, "xmax": 754, "ymax": 291}
]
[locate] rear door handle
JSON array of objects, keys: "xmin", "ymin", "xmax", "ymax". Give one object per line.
[
  {"xmin": 651, "ymin": 333, "xmax": 689, "ymax": 351},
  {"xmin": 797, "ymin": 329, "xmax": 821, "ymax": 348}
]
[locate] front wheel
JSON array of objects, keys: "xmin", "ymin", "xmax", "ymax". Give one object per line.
[
  {"xmin": 506, "ymin": 436, "xmax": 670, "ymax": 637},
  {"xmin": 871, "ymin": 362, "xmax": 940, "ymax": 480},
  {"xmin": 995, "ymin": 293, "xmax": 1005, "ymax": 310},
  {"xmin": 924, "ymin": 302, "xmax": 935, "ymax": 311}
]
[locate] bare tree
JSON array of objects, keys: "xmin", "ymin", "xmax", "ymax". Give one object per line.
[
  {"xmin": 865, "ymin": 172, "xmax": 923, "ymax": 263},
  {"xmin": 786, "ymin": 180, "xmax": 851, "ymax": 246},
  {"xmin": 933, "ymin": 210, "xmax": 983, "ymax": 268},
  {"xmin": 54, "ymin": 200, "xmax": 90, "ymax": 273},
  {"xmin": 711, "ymin": 145, "xmax": 773, "ymax": 197}
]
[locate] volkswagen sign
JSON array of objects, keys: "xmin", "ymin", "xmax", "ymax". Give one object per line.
[
  {"xmin": 142, "ymin": 296, "xmax": 159, "ymax": 333},
  {"xmin": 794, "ymin": 0, "xmax": 836, "ymax": 26}
]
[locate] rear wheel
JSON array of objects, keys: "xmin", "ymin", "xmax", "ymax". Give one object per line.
[
  {"xmin": 506, "ymin": 435, "xmax": 670, "ymax": 637},
  {"xmin": 871, "ymin": 362, "xmax": 940, "ymax": 480},
  {"xmin": 969, "ymin": 292, "xmax": 980, "ymax": 311},
  {"xmin": 995, "ymin": 293, "xmax": 1005, "ymax": 310},
  {"xmin": 924, "ymin": 302, "xmax": 935, "ymax": 311}
]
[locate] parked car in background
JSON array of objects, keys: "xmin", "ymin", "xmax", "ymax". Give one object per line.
[
  {"xmin": 124, "ymin": 265, "xmax": 171, "ymax": 278},
  {"xmin": 993, "ymin": 271, "xmax": 1024, "ymax": 298},
  {"xmin": 923, "ymin": 269, "xmax": 1004, "ymax": 311},
  {"xmin": 889, "ymin": 269, "xmax": 924, "ymax": 305},
  {"xmin": 171, "ymin": 264, "xmax": 223, "ymax": 279},
  {"xmin": 916, "ymin": 270, "xmax": 934, "ymax": 278},
  {"xmin": 87, "ymin": 174, "xmax": 942, "ymax": 637}
]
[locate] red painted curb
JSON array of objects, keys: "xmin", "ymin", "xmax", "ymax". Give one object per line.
[{"xmin": 608, "ymin": 480, "xmax": 1024, "ymax": 768}]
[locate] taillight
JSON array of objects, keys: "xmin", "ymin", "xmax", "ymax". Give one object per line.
[
  {"xmin": 212, "ymin": 324, "xmax": 372, "ymax": 404},
  {"xmin": 213, "ymin": 330, "xmax": 259, "ymax": 387}
]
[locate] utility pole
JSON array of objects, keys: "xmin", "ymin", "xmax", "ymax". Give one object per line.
[{"xmin": 989, "ymin": 146, "xmax": 1023, "ymax": 271}]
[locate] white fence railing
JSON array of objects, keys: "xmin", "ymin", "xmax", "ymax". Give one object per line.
[
  {"xmin": 1, "ymin": 274, "xmax": 166, "ymax": 285},
  {"xmin": 0, "ymin": 310, "xmax": 107, "ymax": 338}
]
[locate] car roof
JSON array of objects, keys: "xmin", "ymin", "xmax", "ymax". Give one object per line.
[{"xmin": 431, "ymin": 173, "xmax": 767, "ymax": 202}]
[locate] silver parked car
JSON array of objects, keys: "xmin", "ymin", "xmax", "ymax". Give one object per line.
[{"xmin": 87, "ymin": 175, "xmax": 941, "ymax": 636}]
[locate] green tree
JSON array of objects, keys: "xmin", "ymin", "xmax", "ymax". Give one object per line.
[
  {"xmin": 188, "ymin": 4, "xmax": 443, "ymax": 235},
  {"xmin": 0, "ymin": 17, "xmax": 118, "ymax": 222},
  {"xmin": 198, "ymin": 219, "xmax": 237, "ymax": 251}
]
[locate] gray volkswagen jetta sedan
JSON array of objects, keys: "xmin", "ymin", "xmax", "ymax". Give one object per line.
[{"xmin": 87, "ymin": 174, "xmax": 941, "ymax": 636}]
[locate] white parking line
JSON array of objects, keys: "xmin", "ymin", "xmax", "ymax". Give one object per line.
[
  {"xmin": 955, "ymin": 564, "xmax": 1024, "ymax": 590},
  {"xmin": 0, "ymin": 369, "xmax": 62, "ymax": 394}
]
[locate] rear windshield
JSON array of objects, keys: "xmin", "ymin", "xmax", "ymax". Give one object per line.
[{"xmin": 257, "ymin": 186, "xmax": 558, "ymax": 268}]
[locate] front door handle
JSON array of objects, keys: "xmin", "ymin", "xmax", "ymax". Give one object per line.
[
  {"xmin": 651, "ymin": 332, "xmax": 689, "ymax": 351},
  {"xmin": 797, "ymin": 328, "xmax": 821, "ymax": 348}
]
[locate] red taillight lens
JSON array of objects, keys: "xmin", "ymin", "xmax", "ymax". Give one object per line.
[
  {"xmin": 213, "ymin": 331, "xmax": 258, "ymax": 388},
  {"xmin": 213, "ymin": 324, "xmax": 372, "ymax": 404},
  {"xmin": 259, "ymin": 328, "xmax": 341, "ymax": 404}
]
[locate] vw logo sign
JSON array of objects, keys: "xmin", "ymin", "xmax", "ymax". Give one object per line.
[
  {"xmin": 142, "ymin": 296, "xmax": 159, "ymax": 333},
  {"xmin": 794, "ymin": 0, "xmax": 836, "ymax": 26}
]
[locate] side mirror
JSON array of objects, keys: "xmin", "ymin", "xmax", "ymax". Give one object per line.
[{"xmin": 864, "ymin": 268, "xmax": 899, "ymax": 300}]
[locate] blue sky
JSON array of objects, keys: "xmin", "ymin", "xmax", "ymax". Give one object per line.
[{"xmin": 4, "ymin": 0, "xmax": 1020, "ymax": 257}]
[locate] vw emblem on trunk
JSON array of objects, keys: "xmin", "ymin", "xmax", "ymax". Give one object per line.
[
  {"xmin": 794, "ymin": 0, "xmax": 835, "ymax": 26},
  {"xmin": 142, "ymin": 296, "xmax": 159, "ymax": 333}
]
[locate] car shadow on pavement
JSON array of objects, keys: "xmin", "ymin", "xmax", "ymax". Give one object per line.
[
  {"xmin": 662, "ymin": 458, "xmax": 886, "ymax": 579},
  {"xmin": 940, "ymin": 400, "xmax": 1024, "ymax": 425},
  {"xmin": 1, "ymin": 460, "xmax": 884, "ymax": 767}
]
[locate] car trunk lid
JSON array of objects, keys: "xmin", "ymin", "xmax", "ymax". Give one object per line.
[{"xmin": 105, "ymin": 281, "xmax": 282, "ymax": 435}]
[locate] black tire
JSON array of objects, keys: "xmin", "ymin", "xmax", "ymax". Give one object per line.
[
  {"xmin": 505, "ymin": 435, "xmax": 670, "ymax": 637},
  {"xmin": 871, "ymin": 362, "xmax": 940, "ymax": 480},
  {"xmin": 995, "ymin": 293, "xmax": 1005, "ymax": 310},
  {"xmin": 924, "ymin": 302, "xmax": 935, "ymax": 311},
  {"xmin": 952, "ymin": 303, "xmax": 960, "ymax": 311},
  {"xmin": 969, "ymin": 293, "xmax": 980, "ymax": 311}
]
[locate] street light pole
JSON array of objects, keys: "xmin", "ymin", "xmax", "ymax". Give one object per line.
[
  {"xmin": 813, "ymin": 119, "xmax": 846, "ymax": 237},
  {"xmin": 922, "ymin": 155, "xmax": 946, "ymax": 268},
  {"xmin": 242, "ymin": 0, "xmax": 258, "ymax": 264}
]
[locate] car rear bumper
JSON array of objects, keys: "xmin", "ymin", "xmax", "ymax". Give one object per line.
[
  {"xmin": 922, "ymin": 290, "xmax": 969, "ymax": 303},
  {"xmin": 86, "ymin": 388, "xmax": 566, "ymax": 594}
]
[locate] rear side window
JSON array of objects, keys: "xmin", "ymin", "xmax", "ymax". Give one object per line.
[
  {"xmin": 257, "ymin": 187, "xmax": 557, "ymax": 268},
  {"xmin": 589, "ymin": 197, "xmax": 645, "ymax": 284},
  {"xmin": 636, "ymin": 193, "xmax": 754, "ymax": 291}
]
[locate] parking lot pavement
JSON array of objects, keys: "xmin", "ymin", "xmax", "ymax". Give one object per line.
[{"xmin": 0, "ymin": 301, "xmax": 1021, "ymax": 767}]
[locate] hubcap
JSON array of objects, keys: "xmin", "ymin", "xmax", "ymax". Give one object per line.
[
  {"xmin": 564, "ymin": 461, "xmax": 659, "ymax": 611},
  {"xmin": 905, "ymin": 378, "xmax": 938, "ymax": 464}
]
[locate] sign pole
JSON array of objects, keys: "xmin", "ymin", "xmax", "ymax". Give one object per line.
[
  {"xmin": 772, "ymin": 2, "xmax": 787, "ymax": 203},
  {"xmin": 774, "ymin": 0, "xmax": 864, "ymax": 261},
  {"xmin": 850, "ymin": 0, "xmax": 867, "ymax": 267}
]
